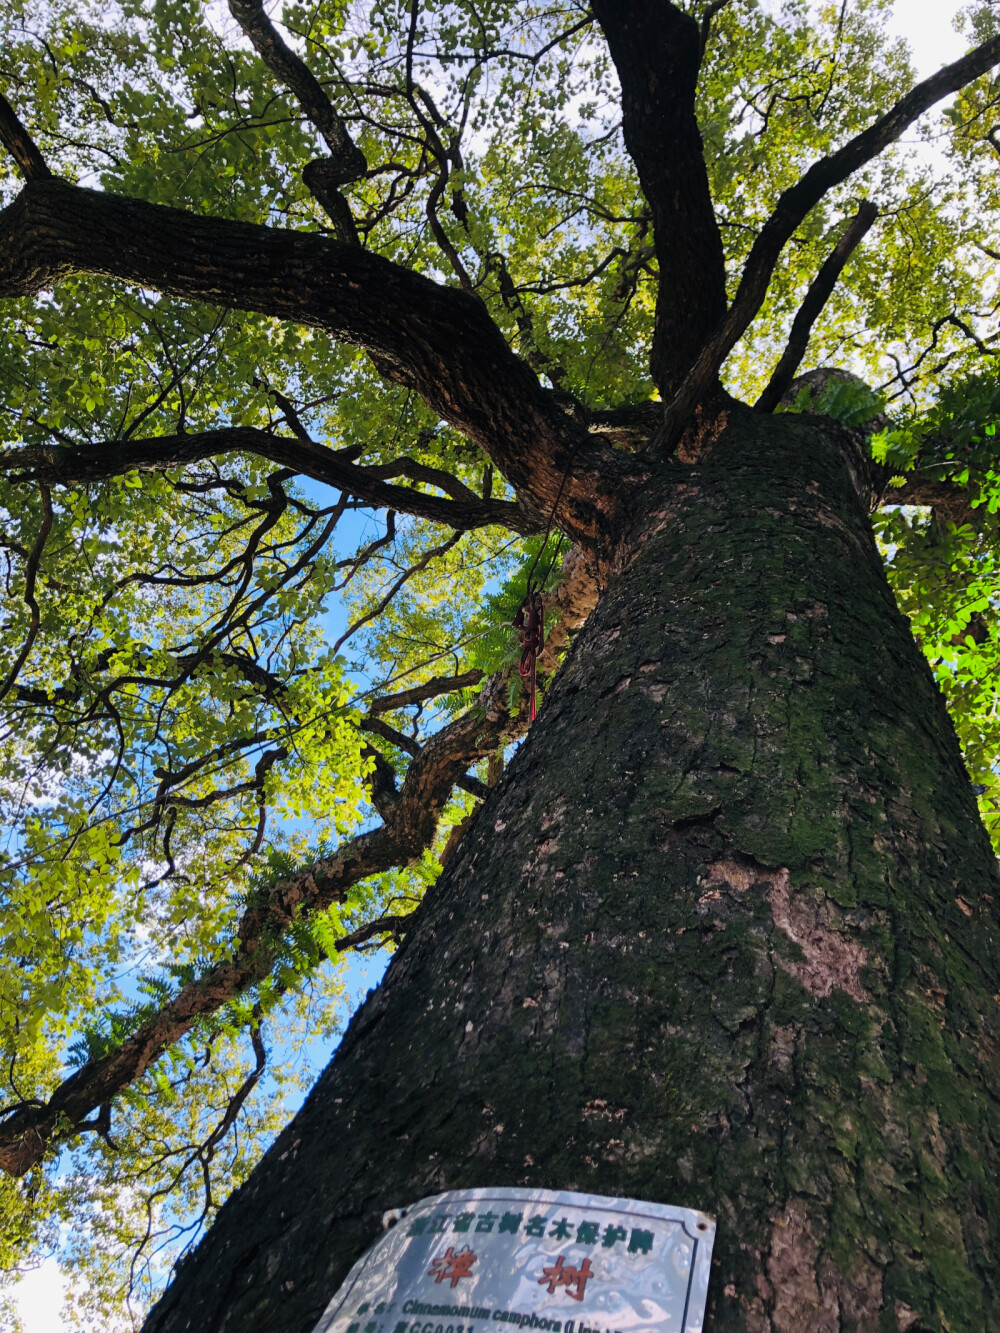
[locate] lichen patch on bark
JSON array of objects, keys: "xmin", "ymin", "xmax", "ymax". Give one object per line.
[{"xmin": 768, "ymin": 873, "xmax": 871, "ymax": 1003}]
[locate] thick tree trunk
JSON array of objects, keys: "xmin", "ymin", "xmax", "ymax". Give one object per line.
[{"xmin": 145, "ymin": 413, "xmax": 1000, "ymax": 1333}]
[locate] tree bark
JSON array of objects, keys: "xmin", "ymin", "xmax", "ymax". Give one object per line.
[
  {"xmin": 143, "ymin": 412, "xmax": 1000, "ymax": 1333},
  {"xmin": 589, "ymin": 0, "xmax": 727, "ymax": 399}
]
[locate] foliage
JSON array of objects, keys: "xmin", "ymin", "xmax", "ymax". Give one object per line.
[
  {"xmin": 786, "ymin": 371, "xmax": 887, "ymax": 425},
  {"xmin": 866, "ymin": 371, "xmax": 1000, "ymax": 840}
]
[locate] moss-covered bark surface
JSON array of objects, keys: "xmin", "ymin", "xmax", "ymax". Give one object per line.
[{"xmin": 145, "ymin": 413, "xmax": 1000, "ymax": 1333}]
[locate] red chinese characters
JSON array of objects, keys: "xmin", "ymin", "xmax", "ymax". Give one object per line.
[
  {"xmin": 427, "ymin": 1247, "xmax": 477, "ymax": 1288},
  {"xmin": 537, "ymin": 1255, "xmax": 594, "ymax": 1302}
]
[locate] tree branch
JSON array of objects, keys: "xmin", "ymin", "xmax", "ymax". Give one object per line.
[
  {"xmin": 0, "ymin": 93, "xmax": 52, "ymax": 182},
  {"xmin": 590, "ymin": 1, "xmax": 728, "ymax": 397},
  {"xmin": 227, "ymin": 0, "xmax": 365, "ymax": 242},
  {"xmin": 0, "ymin": 537, "xmax": 602, "ymax": 1178},
  {"xmin": 0, "ymin": 428, "xmax": 535, "ymax": 533},
  {"xmin": 586, "ymin": 402, "xmax": 662, "ymax": 449},
  {"xmin": 0, "ymin": 484, "xmax": 52, "ymax": 705},
  {"xmin": 0, "ymin": 673, "xmax": 521, "ymax": 1178},
  {"xmin": 360, "ymin": 717, "xmax": 488, "ymax": 801},
  {"xmin": 755, "ymin": 200, "xmax": 878, "ymax": 413},
  {"xmin": 699, "ymin": 0, "xmax": 734, "ymax": 63},
  {"xmin": 878, "ymin": 477, "xmax": 980, "ymax": 527},
  {"xmin": 0, "ymin": 179, "xmax": 644, "ymax": 546},
  {"xmin": 333, "ymin": 914, "xmax": 412, "ymax": 952},
  {"xmin": 333, "ymin": 531, "xmax": 463, "ymax": 653},
  {"xmin": 368, "ymin": 669, "xmax": 484, "ymax": 714},
  {"xmin": 365, "ymin": 456, "xmax": 486, "ymax": 506},
  {"xmin": 654, "ymin": 32, "xmax": 1000, "ymax": 452},
  {"xmin": 360, "ymin": 716, "xmax": 421, "ymax": 757}
]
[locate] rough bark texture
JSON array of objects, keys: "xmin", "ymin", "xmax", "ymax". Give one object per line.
[{"xmin": 144, "ymin": 412, "xmax": 1000, "ymax": 1333}]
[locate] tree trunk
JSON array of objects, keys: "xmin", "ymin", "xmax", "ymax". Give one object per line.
[{"xmin": 144, "ymin": 412, "xmax": 1000, "ymax": 1333}]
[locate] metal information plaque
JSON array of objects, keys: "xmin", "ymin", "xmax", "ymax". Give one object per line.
[{"xmin": 311, "ymin": 1187, "xmax": 716, "ymax": 1333}]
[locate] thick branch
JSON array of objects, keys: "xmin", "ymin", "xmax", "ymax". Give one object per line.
[
  {"xmin": 590, "ymin": 1, "xmax": 728, "ymax": 397},
  {"xmin": 368, "ymin": 670, "xmax": 485, "ymax": 714},
  {"xmin": 360, "ymin": 716, "xmax": 421, "ymax": 757},
  {"xmin": 587, "ymin": 402, "xmax": 662, "ymax": 450},
  {"xmin": 0, "ymin": 179, "xmax": 644, "ymax": 546},
  {"xmin": 0, "ymin": 536, "xmax": 601, "ymax": 1176},
  {"xmin": 0, "ymin": 429, "xmax": 535, "ymax": 533},
  {"xmin": 755, "ymin": 201, "xmax": 878, "ymax": 414},
  {"xmin": 699, "ymin": 0, "xmax": 734, "ymax": 62},
  {"xmin": 879, "ymin": 477, "xmax": 980, "ymax": 527},
  {"xmin": 655, "ymin": 33, "xmax": 1000, "ymax": 451},
  {"xmin": 365, "ymin": 457, "xmax": 485, "ymax": 505},
  {"xmin": 227, "ymin": 0, "xmax": 365, "ymax": 243},
  {"xmin": 0, "ymin": 94, "xmax": 51, "ymax": 182},
  {"xmin": 360, "ymin": 717, "xmax": 488, "ymax": 801}
]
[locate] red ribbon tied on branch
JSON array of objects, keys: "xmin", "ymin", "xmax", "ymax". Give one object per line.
[{"xmin": 514, "ymin": 590, "xmax": 544, "ymax": 722}]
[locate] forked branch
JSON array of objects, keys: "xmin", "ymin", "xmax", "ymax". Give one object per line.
[
  {"xmin": 590, "ymin": 0, "xmax": 728, "ymax": 397},
  {"xmin": 654, "ymin": 33, "xmax": 1000, "ymax": 451},
  {"xmin": 0, "ymin": 428, "xmax": 534, "ymax": 533},
  {"xmin": 227, "ymin": 0, "xmax": 366, "ymax": 242}
]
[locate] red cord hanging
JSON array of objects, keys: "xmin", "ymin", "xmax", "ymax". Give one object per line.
[
  {"xmin": 514, "ymin": 590, "xmax": 544, "ymax": 721},
  {"xmin": 512, "ymin": 449, "xmax": 577, "ymax": 725}
]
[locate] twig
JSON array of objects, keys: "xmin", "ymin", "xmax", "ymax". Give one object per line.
[{"xmin": 332, "ymin": 532, "xmax": 463, "ymax": 653}]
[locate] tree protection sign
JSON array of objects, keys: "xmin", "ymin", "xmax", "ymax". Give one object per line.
[{"xmin": 311, "ymin": 1187, "xmax": 716, "ymax": 1333}]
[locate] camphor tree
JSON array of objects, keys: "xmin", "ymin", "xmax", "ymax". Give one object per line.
[{"xmin": 4, "ymin": 0, "xmax": 1000, "ymax": 1327}]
